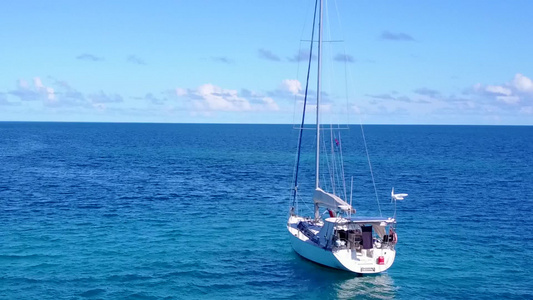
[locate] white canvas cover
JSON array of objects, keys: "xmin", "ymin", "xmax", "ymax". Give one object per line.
[
  {"xmin": 372, "ymin": 225, "xmax": 386, "ymax": 238},
  {"xmin": 317, "ymin": 218, "xmax": 336, "ymax": 248},
  {"xmin": 313, "ymin": 188, "xmax": 354, "ymax": 212}
]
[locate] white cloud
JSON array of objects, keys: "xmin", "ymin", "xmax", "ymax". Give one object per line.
[
  {"xmin": 195, "ymin": 84, "xmax": 251, "ymax": 111},
  {"xmin": 280, "ymin": 79, "xmax": 302, "ymax": 95},
  {"xmin": 10, "ymin": 77, "xmax": 55, "ymax": 102},
  {"xmin": 485, "ymin": 85, "xmax": 512, "ymax": 96},
  {"xmin": 6, "ymin": 77, "xmax": 127, "ymax": 110},
  {"xmin": 34, "ymin": 77, "xmax": 55, "ymax": 101},
  {"xmin": 186, "ymin": 83, "xmax": 279, "ymax": 112},
  {"xmin": 46, "ymin": 87, "xmax": 56, "ymax": 103},
  {"xmin": 34, "ymin": 77, "xmax": 44, "ymax": 89},
  {"xmin": 474, "ymin": 73, "xmax": 533, "ymax": 107},
  {"xmin": 261, "ymin": 97, "xmax": 279, "ymax": 111},
  {"xmin": 512, "ymin": 73, "xmax": 533, "ymax": 93}
]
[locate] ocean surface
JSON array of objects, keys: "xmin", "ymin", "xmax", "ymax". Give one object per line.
[{"xmin": 1, "ymin": 122, "xmax": 532, "ymax": 299}]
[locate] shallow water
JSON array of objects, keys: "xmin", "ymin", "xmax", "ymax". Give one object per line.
[{"xmin": 1, "ymin": 123, "xmax": 532, "ymax": 299}]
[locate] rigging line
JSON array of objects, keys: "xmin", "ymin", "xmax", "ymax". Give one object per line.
[
  {"xmin": 333, "ymin": 131, "xmax": 344, "ymax": 199},
  {"xmin": 321, "ymin": 172, "xmax": 329, "ymax": 195},
  {"xmin": 314, "ymin": 0, "xmax": 323, "ymax": 190},
  {"xmin": 332, "ymin": 0, "xmax": 344, "ymax": 39},
  {"xmin": 291, "ymin": 0, "xmax": 314, "ymax": 129},
  {"xmin": 329, "ymin": 125, "xmax": 337, "ymax": 195},
  {"xmin": 320, "ymin": 0, "xmax": 337, "ymax": 195},
  {"xmin": 328, "ymin": 130, "xmax": 342, "ymax": 199},
  {"xmin": 323, "ymin": 0, "xmax": 350, "ymax": 128},
  {"xmin": 341, "ymin": 45, "xmax": 351, "ymax": 126},
  {"xmin": 324, "ymin": 127, "xmax": 337, "ymax": 195},
  {"xmin": 289, "ymin": 39, "xmax": 304, "ymax": 206},
  {"xmin": 325, "ymin": 129, "xmax": 335, "ymax": 193},
  {"xmin": 331, "ymin": 0, "xmax": 351, "ymax": 126},
  {"xmin": 298, "ymin": 0, "xmax": 314, "ymax": 41},
  {"xmin": 336, "ymin": 145, "xmax": 343, "ymax": 200},
  {"xmin": 326, "ymin": 1, "xmax": 353, "ymax": 204},
  {"xmin": 297, "ymin": 192, "xmax": 314, "ymax": 217},
  {"xmin": 291, "ymin": 41, "xmax": 302, "ymax": 128},
  {"xmin": 338, "ymin": 131, "xmax": 348, "ymax": 202},
  {"xmin": 330, "ymin": 129, "xmax": 343, "ymax": 200},
  {"xmin": 319, "ymin": 127, "xmax": 333, "ymax": 193},
  {"xmin": 320, "ymin": 126, "xmax": 340, "ymax": 199},
  {"xmin": 360, "ymin": 123, "xmax": 382, "ymax": 217},
  {"xmin": 324, "ymin": 128, "xmax": 339, "ymax": 196},
  {"xmin": 292, "ymin": 0, "xmax": 319, "ymax": 208}
]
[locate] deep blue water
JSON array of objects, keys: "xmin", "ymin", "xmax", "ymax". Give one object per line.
[{"xmin": 1, "ymin": 123, "xmax": 532, "ymax": 299}]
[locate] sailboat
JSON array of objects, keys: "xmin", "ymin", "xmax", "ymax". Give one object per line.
[{"xmin": 287, "ymin": 0, "xmax": 407, "ymax": 274}]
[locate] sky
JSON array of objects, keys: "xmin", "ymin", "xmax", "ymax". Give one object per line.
[{"xmin": 1, "ymin": 0, "xmax": 532, "ymax": 125}]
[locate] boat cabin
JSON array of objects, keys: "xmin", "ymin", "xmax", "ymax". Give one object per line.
[{"xmin": 317, "ymin": 217, "xmax": 396, "ymax": 251}]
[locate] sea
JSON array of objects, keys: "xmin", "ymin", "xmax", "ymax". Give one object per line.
[{"xmin": 1, "ymin": 122, "xmax": 532, "ymax": 300}]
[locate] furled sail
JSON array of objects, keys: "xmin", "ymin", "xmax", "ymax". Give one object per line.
[{"xmin": 313, "ymin": 188, "xmax": 355, "ymax": 213}]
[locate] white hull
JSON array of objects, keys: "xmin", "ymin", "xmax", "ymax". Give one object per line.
[{"xmin": 287, "ymin": 217, "xmax": 396, "ymax": 274}]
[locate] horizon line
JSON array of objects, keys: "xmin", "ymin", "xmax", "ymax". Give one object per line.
[{"xmin": 0, "ymin": 120, "xmax": 531, "ymax": 127}]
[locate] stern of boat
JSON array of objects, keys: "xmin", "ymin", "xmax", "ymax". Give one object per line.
[{"xmin": 333, "ymin": 247, "xmax": 396, "ymax": 274}]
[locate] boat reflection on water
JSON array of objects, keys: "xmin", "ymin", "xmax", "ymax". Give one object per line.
[
  {"xmin": 334, "ymin": 274, "xmax": 397, "ymax": 300},
  {"xmin": 289, "ymin": 258, "xmax": 397, "ymax": 299}
]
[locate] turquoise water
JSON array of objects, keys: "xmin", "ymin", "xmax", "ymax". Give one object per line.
[{"xmin": 1, "ymin": 123, "xmax": 532, "ymax": 299}]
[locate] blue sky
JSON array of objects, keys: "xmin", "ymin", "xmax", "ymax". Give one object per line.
[{"xmin": 1, "ymin": 0, "xmax": 532, "ymax": 125}]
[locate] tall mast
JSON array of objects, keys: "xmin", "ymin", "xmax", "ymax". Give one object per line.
[{"xmin": 315, "ymin": 0, "xmax": 323, "ymax": 189}]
